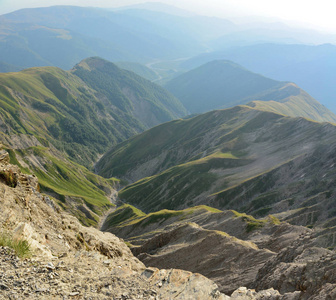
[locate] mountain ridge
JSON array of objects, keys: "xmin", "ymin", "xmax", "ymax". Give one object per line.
[
  {"xmin": 97, "ymin": 106, "xmax": 336, "ymax": 241},
  {"xmin": 0, "ymin": 56, "xmax": 186, "ymax": 166},
  {"xmin": 165, "ymin": 59, "xmax": 336, "ymax": 123},
  {"xmin": 0, "ymin": 56, "xmax": 185, "ymax": 225}
]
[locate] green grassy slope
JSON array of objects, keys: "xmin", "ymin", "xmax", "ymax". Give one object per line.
[
  {"xmin": 165, "ymin": 60, "xmax": 336, "ymax": 123},
  {"xmin": 98, "ymin": 106, "xmax": 336, "ymax": 232},
  {"xmin": 4, "ymin": 146, "xmax": 117, "ymax": 226},
  {"xmin": 96, "ymin": 105, "xmax": 275, "ymax": 179},
  {"xmin": 72, "ymin": 57, "xmax": 186, "ymax": 128},
  {"xmin": 0, "ymin": 57, "xmax": 185, "ymax": 167},
  {"xmin": 0, "ymin": 57, "xmax": 186, "ymax": 225},
  {"xmin": 0, "ymin": 65, "xmax": 140, "ymax": 166}
]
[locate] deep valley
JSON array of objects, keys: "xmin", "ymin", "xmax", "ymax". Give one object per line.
[{"xmin": 1, "ymin": 3, "xmax": 336, "ymax": 299}]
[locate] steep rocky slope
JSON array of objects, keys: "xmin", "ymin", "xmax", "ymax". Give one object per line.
[
  {"xmin": 165, "ymin": 60, "xmax": 336, "ymax": 123},
  {"xmin": 2, "ymin": 144, "xmax": 334, "ymax": 299},
  {"xmin": 253, "ymin": 235, "xmax": 336, "ymax": 299},
  {"xmin": 101, "ymin": 205, "xmax": 302, "ymax": 293},
  {"xmin": 134, "ymin": 222, "xmax": 275, "ymax": 294},
  {"xmin": 102, "ymin": 204, "xmax": 336, "ymax": 298},
  {"xmin": 0, "ymin": 146, "xmax": 229, "ymax": 299}
]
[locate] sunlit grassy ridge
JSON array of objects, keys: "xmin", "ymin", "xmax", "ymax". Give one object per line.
[
  {"xmin": 0, "ymin": 57, "xmax": 185, "ymax": 168},
  {"xmin": 7, "ymin": 147, "xmax": 117, "ymax": 226},
  {"xmin": 104, "ymin": 204, "xmax": 222, "ymax": 230},
  {"xmin": 102, "ymin": 204, "xmax": 280, "ymax": 244},
  {"xmin": 246, "ymin": 83, "xmax": 336, "ymax": 124}
]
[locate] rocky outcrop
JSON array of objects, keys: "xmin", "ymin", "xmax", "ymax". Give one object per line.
[
  {"xmin": 253, "ymin": 232, "xmax": 336, "ymax": 299},
  {"xmin": 102, "ymin": 203, "xmax": 336, "ymax": 299},
  {"xmin": 132, "ymin": 222, "xmax": 275, "ymax": 294}
]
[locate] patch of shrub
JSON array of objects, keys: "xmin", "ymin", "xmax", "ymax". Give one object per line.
[
  {"xmin": 0, "ymin": 233, "xmax": 32, "ymax": 258},
  {"xmin": 0, "ymin": 169, "xmax": 17, "ymax": 187}
]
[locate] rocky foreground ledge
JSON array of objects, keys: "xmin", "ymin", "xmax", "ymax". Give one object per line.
[
  {"xmin": 0, "ymin": 244, "xmax": 283, "ymax": 299},
  {"xmin": 0, "ymin": 246, "xmax": 226, "ymax": 299}
]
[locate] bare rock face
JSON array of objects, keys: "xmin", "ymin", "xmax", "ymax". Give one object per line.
[
  {"xmin": 13, "ymin": 222, "xmax": 54, "ymax": 258},
  {"xmin": 0, "ymin": 149, "xmax": 9, "ymax": 164},
  {"xmin": 254, "ymin": 232, "xmax": 336, "ymax": 299}
]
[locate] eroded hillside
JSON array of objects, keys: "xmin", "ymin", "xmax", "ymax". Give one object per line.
[{"xmin": 97, "ymin": 106, "xmax": 336, "ymax": 246}]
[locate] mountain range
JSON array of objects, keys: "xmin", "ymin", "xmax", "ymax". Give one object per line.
[
  {"xmin": 1, "ymin": 4, "xmax": 336, "ymax": 299},
  {"xmin": 182, "ymin": 43, "xmax": 336, "ymax": 113},
  {"xmin": 0, "ymin": 56, "xmax": 185, "ymax": 165}
]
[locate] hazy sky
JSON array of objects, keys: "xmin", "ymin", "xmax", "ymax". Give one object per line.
[{"xmin": 0, "ymin": 0, "xmax": 335, "ymax": 32}]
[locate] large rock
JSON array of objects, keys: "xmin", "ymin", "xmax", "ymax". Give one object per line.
[{"xmin": 141, "ymin": 267, "xmax": 227, "ymax": 300}]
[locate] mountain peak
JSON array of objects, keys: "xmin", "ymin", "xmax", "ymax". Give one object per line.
[
  {"xmin": 165, "ymin": 59, "xmax": 336, "ymax": 123},
  {"xmin": 73, "ymin": 57, "xmax": 119, "ymax": 72}
]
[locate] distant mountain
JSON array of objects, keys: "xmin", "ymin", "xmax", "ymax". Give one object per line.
[
  {"xmin": 112, "ymin": 2, "xmax": 195, "ymax": 17},
  {"xmin": 0, "ymin": 57, "xmax": 185, "ymax": 166},
  {"xmin": 0, "ymin": 61, "xmax": 20, "ymax": 73},
  {"xmin": 2, "ymin": 6, "xmax": 334, "ymax": 73},
  {"xmin": 97, "ymin": 106, "xmax": 336, "ymax": 232},
  {"xmin": 182, "ymin": 43, "xmax": 336, "ymax": 113},
  {"xmin": 209, "ymin": 24, "xmax": 336, "ymax": 49},
  {"xmin": 0, "ymin": 6, "xmax": 209, "ymax": 70},
  {"xmin": 118, "ymin": 9, "xmax": 236, "ymax": 44},
  {"xmin": 165, "ymin": 60, "xmax": 336, "ymax": 123}
]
